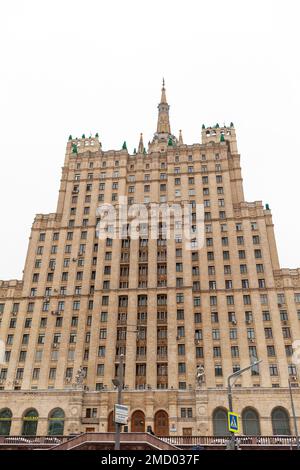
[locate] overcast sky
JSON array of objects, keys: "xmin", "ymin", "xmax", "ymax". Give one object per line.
[{"xmin": 0, "ymin": 0, "xmax": 299, "ymax": 279}]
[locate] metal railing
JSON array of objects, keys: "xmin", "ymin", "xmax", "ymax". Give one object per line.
[
  {"xmin": 0, "ymin": 434, "xmax": 298, "ymax": 449},
  {"xmin": 0, "ymin": 435, "xmax": 71, "ymax": 446},
  {"xmin": 161, "ymin": 435, "xmax": 299, "ymax": 448}
]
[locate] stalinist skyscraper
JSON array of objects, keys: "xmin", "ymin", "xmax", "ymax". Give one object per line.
[{"xmin": 0, "ymin": 82, "xmax": 299, "ymax": 438}]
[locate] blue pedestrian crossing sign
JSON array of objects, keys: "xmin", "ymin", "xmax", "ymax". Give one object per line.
[{"xmin": 228, "ymin": 411, "xmax": 239, "ymax": 433}]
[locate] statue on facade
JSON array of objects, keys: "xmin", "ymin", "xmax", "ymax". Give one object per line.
[
  {"xmin": 73, "ymin": 366, "xmax": 86, "ymax": 389},
  {"xmin": 196, "ymin": 365, "xmax": 205, "ymax": 387}
]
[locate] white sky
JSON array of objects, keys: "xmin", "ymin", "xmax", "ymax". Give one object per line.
[{"xmin": 0, "ymin": 0, "xmax": 300, "ymax": 279}]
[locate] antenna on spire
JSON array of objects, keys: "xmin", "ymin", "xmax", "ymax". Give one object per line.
[{"xmin": 162, "ymin": 77, "xmax": 165, "ymax": 88}]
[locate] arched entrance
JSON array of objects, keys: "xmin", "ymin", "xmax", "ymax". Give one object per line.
[
  {"xmin": 242, "ymin": 408, "xmax": 261, "ymax": 436},
  {"xmin": 107, "ymin": 411, "xmax": 115, "ymax": 432},
  {"xmin": 213, "ymin": 408, "xmax": 230, "ymax": 436},
  {"xmin": 48, "ymin": 408, "xmax": 65, "ymax": 435},
  {"xmin": 272, "ymin": 407, "xmax": 291, "ymax": 435},
  {"xmin": 0, "ymin": 408, "xmax": 12, "ymax": 436},
  {"xmin": 131, "ymin": 410, "xmax": 145, "ymax": 432},
  {"xmin": 22, "ymin": 409, "xmax": 39, "ymax": 436},
  {"xmin": 154, "ymin": 410, "xmax": 169, "ymax": 436}
]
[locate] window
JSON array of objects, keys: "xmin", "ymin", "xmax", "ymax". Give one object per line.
[
  {"xmin": 99, "ymin": 329, "xmax": 107, "ymax": 340},
  {"xmin": 242, "ymin": 409, "xmax": 261, "ymax": 436},
  {"xmin": 214, "ymin": 365, "xmax": 223, "ymax": 376},
  {"xmin": 193, "ymin": 344, "xmax": 204, "ymax": 359},
  {"xmin": 282, "ymin": 327, "xmax": 291, "ymax": 338},
  {"xmin": 97, "ymin": 364, "xmax": 104, "ymax": 376},
  {"xmin": 267, "ymin": 345, "xmax": 276, "ymax": 357},
  {"xmin": 280, "ymin": 310, "xmax": 288, "ymax": 321},
  {"xmin": 0, "ymin": 408, "xmax": 12, "ymax": 436},
  {"xmin": 230, "ymin": 329, "xmax": 237, "ymax": 340},
  {"xmin": 177, "ymin": 309, "xmax": 184, "ymax": 320},
  {"xmin": 247, "ymin": 328, "xmax": 255, "ymax": 340},
  {"xmin": 22, "ymin": 409, "xmax": 38, "ymax": 436},
  {"xmin": 265, "ymin": 327, "xmax": 273, "ymax": 339},
  {"xmin": 100, "ymin": 312, "xmax": 108, "ymax": 322},
  {"xmin": 260, "ymin": 294, "xmax": 268, "ymax": 305},
  {"xmin": 177, "ymin": 326, "xmax": 185, "ymax": 338},
  {"xmin": 231, "ymin": 346, "xmax": 239, "ymax": 358},
  {"xmin": 288, "ymin": 364, "xmax": 297, "ymax": 376},
  {"xmin": 262, "ymin": 310, "xmax": 271, "ymax": 321},
  {"xmin": 181, "ymin": 408, "xmax": 193, "ymax": 418},
  {"xmin": 48, "ymin": 409, "xmax": 65, "ymax": 436},
  {"xmin": 211, "ymin": 312, "xmax": 219, "ymax": 322},
  {"xmin": 254, "ymin": 249, "xmax": 262, "ymax": 259},
  {"xmin": 213, "ymin": 346, "xmax": 221, "ymax": 357},
  {"xmin": 194, "ymin": 312, "xmax": 202, "ymax": 323},
  {"xmin": 269, "ymin": 364, "xmax": 278, "ymax": 376},
  {"xmin": 213, "ymin": 408, "xmax": 230, "ymax": 436}
]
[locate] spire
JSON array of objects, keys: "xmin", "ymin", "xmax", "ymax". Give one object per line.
[
  {"xmin": 178, "ymin": 129, "xmax": 183, "ymax": 145},
  {"xmin": 160, "ymin": 77, "xmax": 167, "ymax": 104},
  {"xmin": 138, "ymin": 133, "xmax": 144, "ymax": 153},
  {"xmin": 157, "ymin": 78, "xmax": 171, "ymax": 134}
]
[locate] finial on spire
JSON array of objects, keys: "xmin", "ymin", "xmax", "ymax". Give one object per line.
[{"xmin": 160, "ymin": 78, "xmax": 167, "ymax": 105}]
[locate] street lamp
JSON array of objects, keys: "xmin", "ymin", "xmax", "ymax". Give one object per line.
[
  {"xmin": 288, "ymin": 377, "xmax": 300, "ymax": 450},
  {"xmin": 112, "ymin": 327, "xmax": 140, "ymax": 450},
  {"xmin": 112, "ymin": 353, "xmax": 124, "ymax": 451},
  {"xmin": 227, "ymin": 359, "xmax": 262, "ymax": 450}
]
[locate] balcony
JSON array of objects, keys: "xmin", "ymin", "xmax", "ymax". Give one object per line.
[{"xmin": 81, "ymin": 417, "xmax": 100, "ymax": 425}]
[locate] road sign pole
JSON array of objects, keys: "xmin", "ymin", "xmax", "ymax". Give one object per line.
[
  {"xmin": 226, "ymin": 360, "xmax": 262, "ymax": 450},
  {"xmin": 227, "ymin": 379, "xmax": 235, "ymax": 450}
]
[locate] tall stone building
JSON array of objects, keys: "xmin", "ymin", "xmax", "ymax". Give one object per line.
[{"xmin": 0, "ymin": 82, "xmax": 300, "ymax": 438}]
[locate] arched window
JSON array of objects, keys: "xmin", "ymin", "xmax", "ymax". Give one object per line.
[
  {"xmin": 242, "ymin": 408, "xmax": 261, "ymax": 436},
  {"xmin": 271, "ymin": 407, "xmax": 291, "ymax": 435},
  {"xmin": 48, "ymin": 408, "xmax": 65, "ymax": 436},
  {"xmin": 0, "ymin": 408, "xmax": 12, "ymax": 436},
  {"xmin": 213, "ymin": 408, "xmax": 230, "ymax": 436},
  {"xmin": 22, "ymin": 409, "xmax": 39, "ymax": 436}
]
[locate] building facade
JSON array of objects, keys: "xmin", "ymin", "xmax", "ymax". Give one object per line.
[{"xmin": 0, "ymin": 83, "xmax": 300, "ymax": 437}]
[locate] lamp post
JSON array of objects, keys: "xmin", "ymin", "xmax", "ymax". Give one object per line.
[
  {"xmin": 112, "ymin": 327, "xmax": 140, "ymax": 450},
  {"xmin": 288, "ymin": 377, "xmax": 300, "ymax": 450},
  {"xmin": 112, "ymin": 353, "xmax": 124, "ymax": 451},
  {"xmin": 227, "ymin": 359, "xmax": 262, "ymax": 450}
]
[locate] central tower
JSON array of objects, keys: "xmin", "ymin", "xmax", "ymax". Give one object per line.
[
  {"xmin": 157, "ymin": 78, "xmax": 171, "ymax": 134},
  {"xmin": 149, "ymin": 79, "xmax": 178, "ymax": 152}
]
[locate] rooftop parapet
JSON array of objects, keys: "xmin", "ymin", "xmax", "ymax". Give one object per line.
[
  {"xmin": 201, "ymin": 123, "xmax": 238, "ymax": 153},
  {"xmin": 66, "ymin": 134, "xmax": 102, "ymax": 157},
  {"xmin": 33, "ymin": 213, "xmax": 62, "ymax": 229},
  {"xmin": 0, "ymin": 280, "xmax": 23, "ymax": 298}
]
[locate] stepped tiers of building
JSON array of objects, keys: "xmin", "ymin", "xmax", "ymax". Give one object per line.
[{"xmin": 0, "ymin": 82, "xmax": 300, "ymax": 438}]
